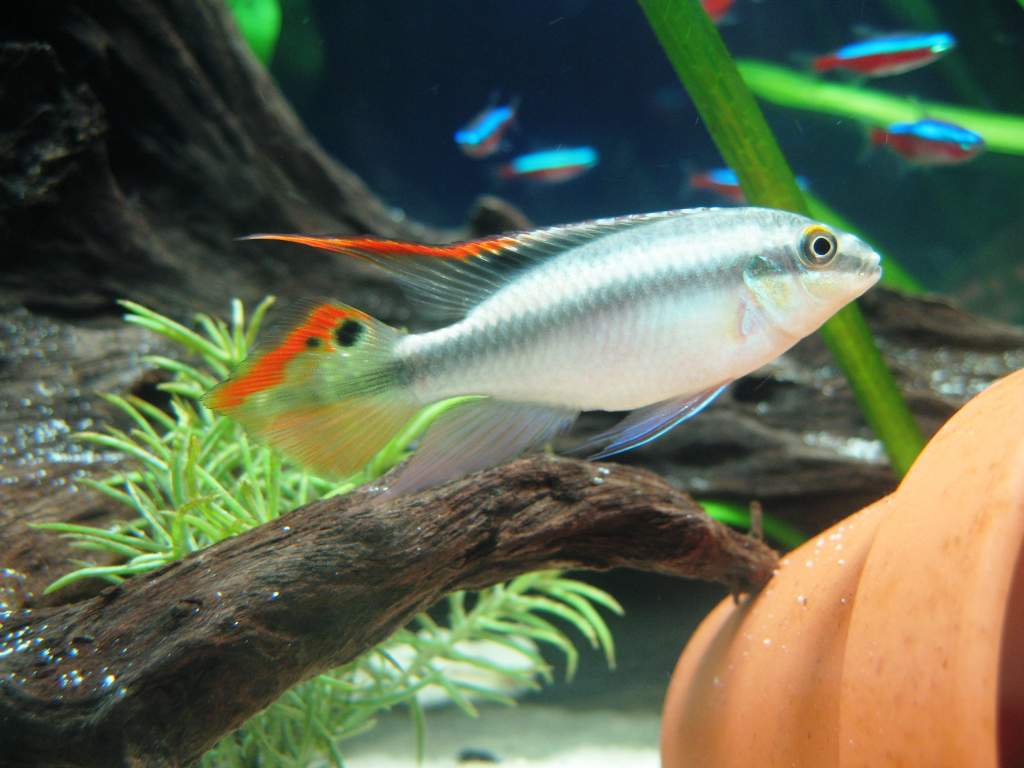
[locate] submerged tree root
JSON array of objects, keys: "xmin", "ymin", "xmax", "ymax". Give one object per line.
[{"xmin": 0, "ymin": 456, "xmax": 775, "ymax": 768}]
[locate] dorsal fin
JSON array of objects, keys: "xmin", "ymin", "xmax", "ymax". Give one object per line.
[{"xmin": 243, "ymin": 209, "xmax": 703, "ymax": 316}]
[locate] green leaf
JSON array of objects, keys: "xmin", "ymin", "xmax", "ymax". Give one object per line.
[
  {"xmin": 226, "ymin": 0, "xmax": 282, "ymax": 66},
  {"xmin": 738, "ymin": 59, "xmax": 1024, "ymax": 157},
  {"xmin": 479, "ymin": 618, "xmax": 579, "ymax": 680},
  {"xmin": 120, "ymin": 300, "xmax": 231, "ymax": 364},
  {"xmin": 29, "ymin": 522, "xmax": 163, "ymax": 554},
  {"xmin": 698, "ymin": 499, "xmax": 807, "ymax": 550},
  {"xmin": 511, "ymin": 594, "xmax": 598, "ymax": 649},
  {"xmin": 100, "ymin": 393, "xmax": 166, "ymax": 450},
  {"xmin": 546, "ymin": 577, "xmax": 625, "ymax": 616},
  {"xmin": 246, "ymin": 295, "xmax": 276, "ymax": 349},
  {"xmin": 78, "ymin": 431, "xmax": 167, "ymax": 474},
  {"xmin": 43, "ymin": 561, "xmax": 168, "ymax": 594},
  {"xmin": 407, "ymin": 695, "xmax": 426, "ymax": 765},
  {"xmin": 546, "ymin": 589, "xmax": 617, "ymax": 669},
  {"xmin": 142, "ymin": 356, "xmax": 218, "ymax": 390},
  {"xmin": 126, "ymin": 394, "xmax": 178, "ymax": 432},
  {"xmin": 77, "ymin": 477, "xmax": 137, "ymax": 511}
]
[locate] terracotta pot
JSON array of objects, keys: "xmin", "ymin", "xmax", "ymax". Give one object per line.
[{"xmin": 662, "ymin": 368, "xmax": 1024, "ymax": 768}]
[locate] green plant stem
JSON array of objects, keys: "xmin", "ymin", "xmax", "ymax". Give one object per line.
[
  {"xmin": 638, "ymin": 0, "xmax": 925, "ymax": 476},
  {"xmin": 802, "ymin": 191, "xmax": 923, "ymax": 295},
  {"xmin": 640, "ymin": 1, "xmax": 806, "ymax": 209},
  {"xmin": 738, "ymin": 60, "xmax": 1024, "ymax": 156},
  {"xmin": 818, "ymin": 308, "xmax": 923, "ymax": 475},
  {"xmin": 699, "ymin": 500, "xmax": 806, "ymax": 550}
]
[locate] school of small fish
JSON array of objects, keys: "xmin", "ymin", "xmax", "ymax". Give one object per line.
[
  {"xmin": 207, "ymin": 209, "xmax": 882, "ymax": 495},
  {"xmin": 689, "ymin": 168, "xmax": 810, "ymax": 204},
  {"xmin": 450, "ymin": 12, "xmax": 978, "ymax": 197}
]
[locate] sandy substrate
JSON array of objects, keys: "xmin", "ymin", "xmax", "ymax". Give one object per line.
[{"xmin": 343, "ymin": 703, "xmax": 661, "ymax": 768}]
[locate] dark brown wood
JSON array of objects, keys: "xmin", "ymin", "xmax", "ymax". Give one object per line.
[
  {"xmin": 0, "ymin": 455, "xmax": 776, "ymax": 768},
  {"xmin": 0, "ymin": 2, "xmax": 522, "ymax": 320}
]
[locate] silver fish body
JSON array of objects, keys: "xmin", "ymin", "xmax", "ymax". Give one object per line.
[
  {"xmin": 398, "ymin": 207, "xmax": 880, "ymax": 411},
  {"xmin": 215, "ymin": 207, "xmax": 881, "ymax": 494}
]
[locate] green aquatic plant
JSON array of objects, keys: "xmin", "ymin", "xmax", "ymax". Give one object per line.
[
  {"xmin": 34, "ymin": 298, "xmax": 623, "ymax": 766},
  {"xmin": 227, "ymin": 0, "xmax": 282, "ymax": 65},
  {"xmin": 738, "ymin": 60, "xmax": 1024, "ymax": 157},
  {"xmin": 697, "ymin": 500, "xmax": 805, "ymax": 550},
  {"xmin": 638, "ymin": 0, "xmax": 926, "ymax": 477}
]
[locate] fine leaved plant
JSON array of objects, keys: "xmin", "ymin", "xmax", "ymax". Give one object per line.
[{"xmin": 34, "ymin": 297, "xmax": 624, "ymax": 766}]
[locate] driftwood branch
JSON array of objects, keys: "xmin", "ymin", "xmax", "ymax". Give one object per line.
[{"xmin": 0, "ymin": 456, "xmax": 774, "ymax": 768}]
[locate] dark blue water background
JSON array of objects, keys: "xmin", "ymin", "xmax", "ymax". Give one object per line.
[{"xmin": 274, "ymin": 0, "xmax": 1024, "ymax": 314}]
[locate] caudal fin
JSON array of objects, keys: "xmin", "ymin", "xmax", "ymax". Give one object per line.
[{"xmin": 203, "ymin": 300, "xmax": 420, "ymax": 479}]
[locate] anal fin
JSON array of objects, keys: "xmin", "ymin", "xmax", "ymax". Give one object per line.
[
  {"xmin": 263, "ymin": 395, "xmax": 421, "ymax": 479},
  {"xmin": 386, "ymin": 399, "xmax": 578, "ymax": 496},
  {"xmin": 572, "ymin": 383, "xmax": 731, "ymax": 461}
]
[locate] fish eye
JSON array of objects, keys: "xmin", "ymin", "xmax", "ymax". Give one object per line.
[
  {"xmin": 334, "ymin": 319, "xmax": 364, "ymax": 347},
  {"xmin": 305, "ymin": 336, "xmax": 322, "ymax": 349},
  {"xmin": 800, "ymin": 226, "xmax": 838, "ymax": 268}
]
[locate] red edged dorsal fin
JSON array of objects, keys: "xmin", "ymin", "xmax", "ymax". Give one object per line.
[
  {"xmin": 242, "ymin": 210, "xmax": 696, "ymax": 316},
  {"xmin": 241, "ymin": 234, "xmax": 521, "ymax": 262}
]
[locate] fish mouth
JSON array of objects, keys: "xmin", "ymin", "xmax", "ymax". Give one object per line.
[{"xmin": 859, "ymin": 250, "xmax": 883, "ymax": 283}]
